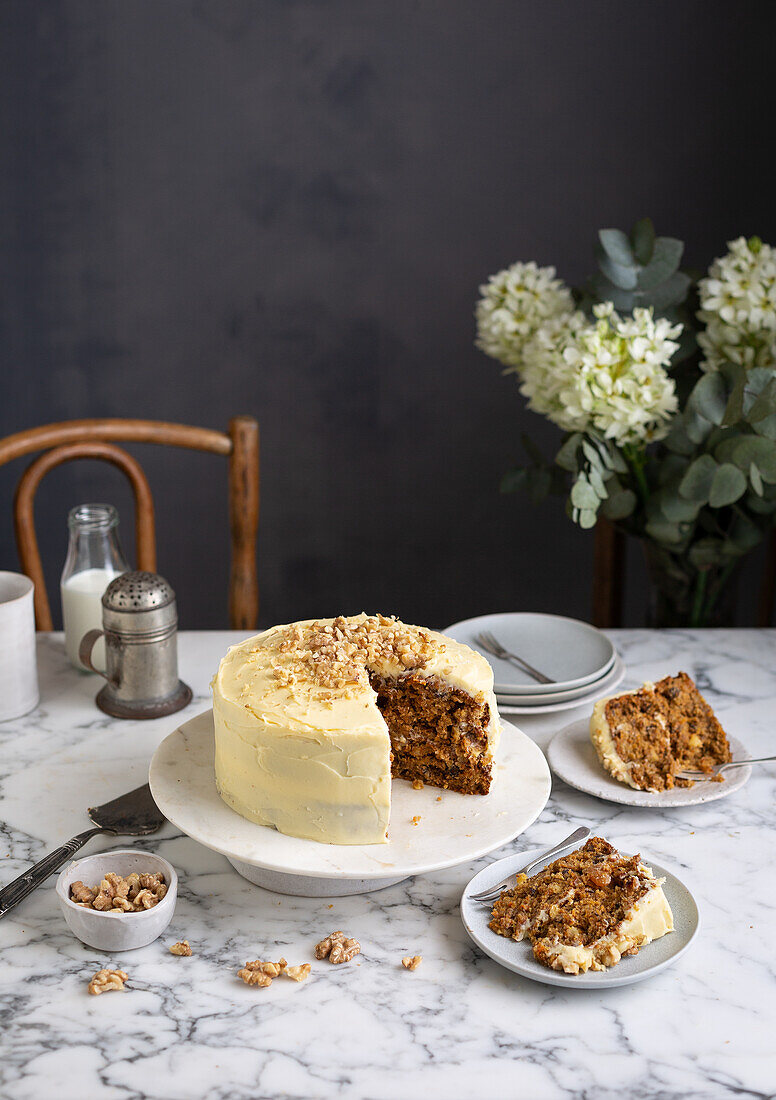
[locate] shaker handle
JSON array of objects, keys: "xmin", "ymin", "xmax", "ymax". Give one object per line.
[{"xmin": 78, "ymin": 629, "xmax": 110, "ymax": 680}]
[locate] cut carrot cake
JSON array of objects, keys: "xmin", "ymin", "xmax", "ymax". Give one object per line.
[
  {"xmin": 490, "ymin": 837, "xmax": 673, "ymax": 974},
  {"xmin": 212, "ymin": 614, "xmax": 500, "ymax": 844},
  {"xmin": 590, "ymin": 672, "xmax": 731, "ymax": 792}
]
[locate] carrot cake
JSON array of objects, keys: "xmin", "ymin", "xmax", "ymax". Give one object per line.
[
  {"xmin": 490, "ymin": 837, "xmax": 673, "ymax": 974},
  {"xmin": 590, "ymin": 672, "xmax": 731, "ymax": 791},
  {"xmin": 211, "ymin": 614, "xmax": 500, "ymax": 844}
]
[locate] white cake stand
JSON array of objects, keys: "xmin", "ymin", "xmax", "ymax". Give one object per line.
[{"xmin": 148, "ymin": 709, "xmax": 551, "ymax": 897}]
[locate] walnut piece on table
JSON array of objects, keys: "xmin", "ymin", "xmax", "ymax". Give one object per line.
[
  {"xmin": 402, "ymin": 955, "xmax": 422, "ymax": 971},
  {"xmin": 169, "ymin": 940, "xmax": 192, "ymax": 956},
  {"xmin": 412, "ymin": 779, "xmax": 424, "ymax": 790},
  {"xmin": 88, "ymin": 968, "xmax": 128, "ymax": 995},
  {"xmin": 315, "ymin": 930, "xmax": 361, "ymax": 964},
  {"xmin": 237, "ymin": 957, "xmax": 289, "ymax": 986},
  {"xmin": 285, "ymin": 963, "xmax": 311, "ymax": 982}
]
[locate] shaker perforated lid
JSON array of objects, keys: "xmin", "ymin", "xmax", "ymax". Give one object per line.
[{"xmin": 102, "ymin": 571, "xmax": 176, "ymax": 614}]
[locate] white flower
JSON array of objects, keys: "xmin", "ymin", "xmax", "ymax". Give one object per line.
[
  {"xmin": 521, "ymin": 303, "xmax": 681, "ymax": 446},
  {"xmin": 475, "ymin": 261, "xmax": 576, "ymax": 369},
  {"xmin": 697, "ymin": 236, "xmax": 776, "ymax": 371}
]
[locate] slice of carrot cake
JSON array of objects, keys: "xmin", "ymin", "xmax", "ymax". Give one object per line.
[
  {"xmin": 489, "ymin": 837, "xmax": 673, "ymax": 974},
  {"xmin": 590, "ymin": 672, "xmax": 731, "ymax": 792}
]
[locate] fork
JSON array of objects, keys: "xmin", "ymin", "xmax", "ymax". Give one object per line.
[
  {"xmin": 469, "ymin": 826, "xmax": 591, "ymax": 905},
  {"xmin": 475, "ymin": 631, "xmax": 555, "ymax": 685},
  {"xmin": 674, "ymin": 754, "xmax": 776, "ymax": 781}
]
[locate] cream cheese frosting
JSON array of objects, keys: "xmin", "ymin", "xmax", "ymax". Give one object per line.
[{"xmin": 212, "ymin": 614, "xmax": 500, "ymax": 845}]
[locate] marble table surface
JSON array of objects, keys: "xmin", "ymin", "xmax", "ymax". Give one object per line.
[{"xmin": 1, "ymin": 630, "xmax": 775, "ymax": 1100}]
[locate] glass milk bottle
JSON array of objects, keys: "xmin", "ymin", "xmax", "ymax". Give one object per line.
[{"xmin": 60, "ymin": 504, "xmax": 130, "ymax": 670}]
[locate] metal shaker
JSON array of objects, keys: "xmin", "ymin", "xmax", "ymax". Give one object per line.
[{"xmin": 79, "ymin": 571, "xmax": 192, "ymax": 719}]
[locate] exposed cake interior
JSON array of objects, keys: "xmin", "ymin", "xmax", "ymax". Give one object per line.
[
  {"xmin": 591, "ymin": 671, "xmax": 731, "ymax": 791},
  {"xmin": 489, "ymin": 837, "xmax": 673, "ymax": 974},
  {"xmin": 370, "ymin": 672, "xmax": 492, "ymax": 794}
]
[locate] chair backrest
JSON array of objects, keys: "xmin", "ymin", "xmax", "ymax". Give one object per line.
[
  {"xmin": 592, "ymin": 519, "xmax": 775, "ymax": 627},
  {"xmin": 0, "ymin": 417, "xmax": 259, "ymax": 630}
]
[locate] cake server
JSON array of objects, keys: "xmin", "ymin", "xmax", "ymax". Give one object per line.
[
  {"xmin": 470, "ymin": 825, "xmax": 590, "ymax": 904},
  {"xmin": 0, "ymin": 783, "xmax": 165, "ymax": 919}
]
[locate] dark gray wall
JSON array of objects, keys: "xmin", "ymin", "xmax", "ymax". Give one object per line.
[{"xmin": 2, "ymin": 1, "xmax": 775, "ymax": 629}]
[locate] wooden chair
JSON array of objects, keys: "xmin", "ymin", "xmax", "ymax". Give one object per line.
[
  {"xmin": 0, "ymin": 417, "xmax": 259, "ymax": 630},
  {"xmin": 592, "ymin": 520, "xmax": 776, "ymax": 627}
]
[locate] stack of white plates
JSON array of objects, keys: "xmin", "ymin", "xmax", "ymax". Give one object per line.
[{"xmin": 444, "ymin": 613, "xmax": 624, "ymax": 715}]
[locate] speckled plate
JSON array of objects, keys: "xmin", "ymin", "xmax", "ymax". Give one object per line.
[
  {"xmin": 461, "ymin": 846, "xmax": 700, "ymax": 988},
  {"xmin": 547, "ymin": 718, "xmax": 752, "ymax": 807},
  {"xmin": 148, "ymin": 710, "xmax": 551, "ymax": 896}
]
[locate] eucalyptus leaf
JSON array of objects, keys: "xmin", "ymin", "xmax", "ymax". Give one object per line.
[
  {"xmin": 708, "ymin": 463, "xmax": 747, "ymax": 507},
  {"xmin": 589, "ymin": 273, "xmax": 637, "ymax": 311},
  {"xmin": 578, "ymin": 508, "xmax": 598, "ymax": 529},
  {"xmin": 688, "ymin": 538, "xmax": 726, "ymax": 569},
  {"xmin": 582, "ymin": 439, "xmax": 606, "ymax": 471},
  {"xmin": 684, "ymin": 411, "xmax": 713, "ymax": 445},
  {"xmin": 747, "ymin": 377, "xmax": 776, "ymax": 423},
  {"xmin": 750, "ymin": 462, "xmax": 764, "ymax": 496},
  {"xmin": 595, "ymin": 245, "xmax": 639, "ymax": 290},
  {"xmin": 642, "ymin": 270, "xmax": 692, "ymax": 311},
  {"xmin": 636, "ymin": 238, "xmax": 684, "ymax": 290},
  {"xmin": 687, "ymin": 372, "xmax": 728, "ymax": 426},
  {"xmin": 555, "ymin": 433, "xmax": 582, "ymax": 472},
  {"xmin": 728, "ymin": 512, "xmax": 763, "ymax": 553},
  {"xmin": 600, "ymin": 487, "xmax": 637, "ymax": 520},
  {"xmin": 664, "ymin": 417, "xmax": 697, "ymax": 456},
  {"xmin": 645, "ymin": 517, "xmax": 685, "ymax": 545},
  {"xmin": 679, "ymin": 454, "xmax": 718, "ymax": 501},
  {"xmin": 598, "ymin": 229, "xmax": 636, "ymax": 268},
  {"xmin": 660, "ymin": 491, "xmax": 701, "ymax": 523},
  {"xmin": 570, "ymin": 476, "xmax": 599, "ymax": 510},
  {"xmin": 588, "ymin": 466, "xmax": 608, "ymax": 499},
  {"xmin": 631, "ymin": 218, "xmax": 655, "ymax": 265},
  {"xmin": 753, "ymin": 413, "xmax": 776, "ymax": 439},
  {"xmin": 717, "ymin": 436, "xmax": 776, "ymax": 482}
]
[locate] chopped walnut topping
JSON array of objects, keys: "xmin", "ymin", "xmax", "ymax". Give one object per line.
[
  {"xmin": 273, "ymin": 614, "xmax": 436, "ymax": 696},
  {"xmin": 285, "ymin": 963, "xmax": 311, "ymax": 982},
  {"xmin": 70, "ymin": 870, "xmax": 167, "ymax": 913},
  {"xmin": 412, "ymin": 779, "xmax": 424, "ymax": 790},
  {"xmin": 401, "ymin": 955, "xmax": 422, "ymax": 970},
  {"xmin": 237, "ymin": 966, "xmax": 272, "ymax": 987},
  {"xmin": 88, "ymin": 968, "xmax": 128, "ymax": 995},
  {"xmin": 169, "ymin": 941, "xmax": 192, "ymax": 956},
  {"xmin": 315, "ymin": 930, "xmax": 361, "ymax": 964},
  {"xmin": 411, "ymin": 815, "xmax": 421, "ymax": 826}
]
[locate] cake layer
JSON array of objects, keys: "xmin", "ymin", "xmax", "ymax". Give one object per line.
[
  {"xmin": 591, "ymin": 672, "xmax": 731, "ymax": 792},
  {"xmin": 490, "ymin": 837, "xmax": 674, "ymax": 974},
  {"xmin": 212, "ymin": 614, "xmax": 500, "ymax": 844}
]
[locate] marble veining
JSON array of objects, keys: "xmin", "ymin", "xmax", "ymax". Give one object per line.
[{"xmin": 1, "ymin": 630, "xmax": 775, "ymax": 1100}]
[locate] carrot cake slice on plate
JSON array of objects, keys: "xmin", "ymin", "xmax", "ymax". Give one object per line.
[
  {"xmin": 590, "ymin": 672, "xmax": 731, "ymax": 792},
  {"xmin": 489, "ymin": 837, "xmax": 673, "ymax": 974}
]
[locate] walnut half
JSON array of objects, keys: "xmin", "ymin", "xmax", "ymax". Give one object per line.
[
  {"xmin": 88, "ymin": 968, "xmax": 128, "ymax": 995},
  {"xmin": 401, "ymin": 955, "xmax": 422, "ymax": 971},
  {"xmin": 169, "ymin": 941, "xmax": 192, "ymax": 956},
  {"xmin": 314, "ymin": 930, "xmax": 361, "ymax": 964}
]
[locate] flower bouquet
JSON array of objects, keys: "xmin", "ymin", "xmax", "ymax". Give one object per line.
[{"xmin": 476, "ymin": 222, "xmax": 776, "ymax": 626}]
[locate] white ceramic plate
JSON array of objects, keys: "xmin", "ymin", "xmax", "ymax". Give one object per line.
[
  {"xmin": 445, "ymin": 613, "xmax": 615, "ymax": 695},
  {"xmin": 495, "ymin": 654, "xmax": 623, "ymax": 704},
  {"xmin": 461, "ymin": 846, "xmax": 700, "ymax": 988},
  {"xmin": 497, "ymin": 656, "xmax": 625, "ymax": 715},
  {"xmin": 547, "ymin": 718, "xmax": 752, "ymax": 807},
  {"xmin": 149, "ymin": 710, "xmax": 551, "ymax": 887}
]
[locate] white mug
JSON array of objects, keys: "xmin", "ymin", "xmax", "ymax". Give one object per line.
[{"xmin": 0, "ymin": 572, "xmax": 39, "ymax": 722}]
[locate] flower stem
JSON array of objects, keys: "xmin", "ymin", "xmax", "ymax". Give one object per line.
[{"xmin": 623, "ymin": 444, "xmax": 649, "ymax": 505}]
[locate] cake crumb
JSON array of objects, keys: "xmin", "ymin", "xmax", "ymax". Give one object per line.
[
  {"xmin": 412, "ymin": 815, "xmax": 421, "ymax": 826},
  {"xmin": 436, "ymin": 796, "xmax": 442, "ymax": 802}
]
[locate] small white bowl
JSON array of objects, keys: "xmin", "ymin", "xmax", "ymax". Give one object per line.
[{"xmin": 56, "ymin": 848, "xmax": 177, "ymax": 951}]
